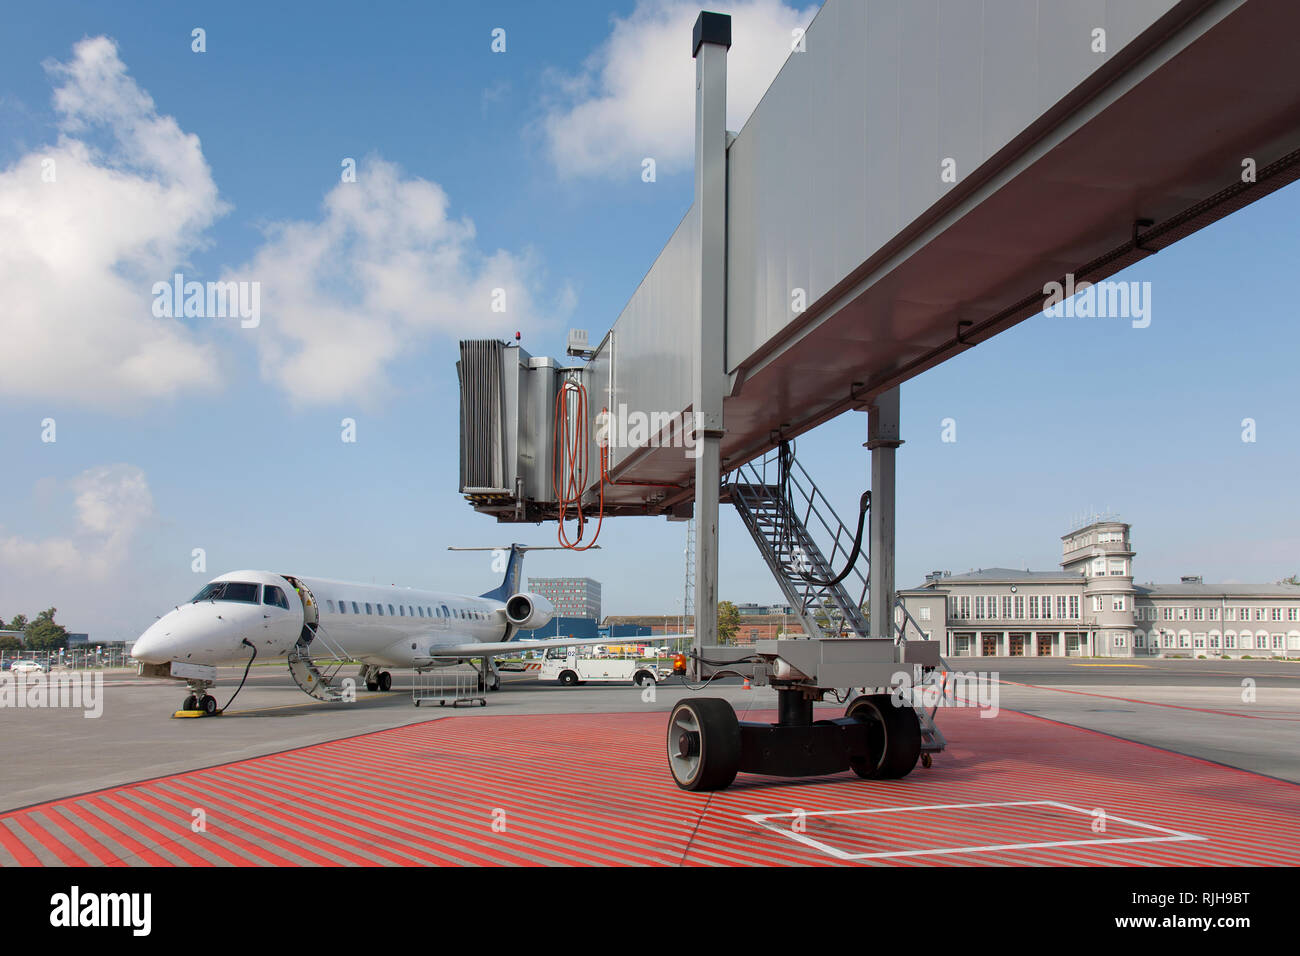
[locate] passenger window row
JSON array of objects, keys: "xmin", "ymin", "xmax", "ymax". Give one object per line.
[{"xmin": 322, "ymin": 599, "xmax": 489, "ymax": 621}]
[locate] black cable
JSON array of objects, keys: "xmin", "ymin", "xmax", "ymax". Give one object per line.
[
  {"xmin": 220, "ymin": 639, "xmax": 257, "ymax": 712},
  {"xmin": 777, "ymin": 440, "xmax": 870, "ymax": 589}
]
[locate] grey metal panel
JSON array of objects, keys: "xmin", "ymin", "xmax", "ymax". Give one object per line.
[
  {"xmin": 598, "ymin": 205, "xmax": 699, "ymax": 475},
  {"xmin": 725, "ymin": 0, "xmax": 1185, "ymax": 370}
]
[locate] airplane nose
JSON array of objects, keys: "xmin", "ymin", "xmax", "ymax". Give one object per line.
[{"xmin": 132, "ymin": 620, "xmax": 172, "ymax": 663}]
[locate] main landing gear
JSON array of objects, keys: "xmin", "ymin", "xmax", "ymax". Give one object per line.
[
  {"xmin": 476, "ymin": 659, "xmax": 501, "ymax": 692},
  {"xmin": 361, "ymin": 665, "xmax": 393, "ymax": 692}
]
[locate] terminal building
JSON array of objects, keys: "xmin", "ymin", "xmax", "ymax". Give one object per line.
[
  {"xmin": 527, "ymin": 577, "xmax": 601, "ymax": 622},
  {"xmin": 899, "ymin": 519, "xmax": 1300, "ymax": 658}
]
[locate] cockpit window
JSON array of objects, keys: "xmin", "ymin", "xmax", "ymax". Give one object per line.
[
  {"xmin": 191, "ymin": 581, "xmax": 261, "ymax": 604},
  {"xmin": 263, "ymin": 585, "xmax": 290, "ymax": 610}
]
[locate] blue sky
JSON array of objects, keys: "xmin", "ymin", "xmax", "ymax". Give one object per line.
[{"xmin": 1, "ymin": 0, "xmax": 1297, "ymax": 640}]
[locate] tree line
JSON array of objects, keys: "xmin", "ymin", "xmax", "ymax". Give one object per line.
[{"xmin": 0, "ymin": 608, "xmax": 70, "ymax": 652}]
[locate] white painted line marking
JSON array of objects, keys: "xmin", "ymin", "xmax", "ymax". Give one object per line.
[{"xmin": 744, "ymin": 800, "xmax": 1206, "ymax": 861}]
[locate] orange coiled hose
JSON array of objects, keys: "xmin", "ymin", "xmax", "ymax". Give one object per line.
[{"xmin": 552, "ymin": 380, "xmax": 605, "ymax": 550}]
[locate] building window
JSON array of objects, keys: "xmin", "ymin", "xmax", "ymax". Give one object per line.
[
  {"xmin": 1114, "ymin": 635, "xmax": 1126, "ymax": 647},
  {"xmin": 1193, "ymin": 607, "xmax": 1204, "ymax": 621},
  {"xmin": 1030, "ymin": 596, "xmax": 1040, "ymax": 618},
  {"xmin": 1162, "ymin": 607, "xmax": 1174, "ymax": 621},
  {"xmin": 1113, "ymin": 596, "xmax": 1126, "ymax": 612},
  {"xmin": 1001, "ymin": 596, "xmax": 1013, "ymax": 619},
  {"xmin": 1014, "ymin": 596, "xmax": 1025, "ymax": 619},
  {"xmin": 1210, "ymin": 633, "xmax": 1220, "ymax": 649},
  {"xmin": 1273, "ymin": 634, "xmax": 1284, "ymax": 649},
  {"xmin": 1272, "ymin": 608, "xmax": 1283, "ymax": 622},
  {"xmin": 1092, "ymin": 596, "xmax": 1103, "ymax": 613},
  {"xmin": 959, "ymin": 596, "xmax": 971, "ymax": 620},
  {"xmin": 1108, "ymin": 559, "xmax": 1126, "ymax": 575},
  {"xmin": 919, "ymin": 607, "xmax": 931, "ymax": 621},
  {"xmin": 1180, "ymin": 633, "xmax": 1191, "ymax": 648},
  {"xmin": 1225, "ymin": 632, "xmax": 1236, "ymax": 648},
  {"xmin": 1208, "ymin": 607, "xmax": 1219, "ymax": 621},
  {"xmin": 1069, "ymin": 596, "xmax": 1080, "ymax": 619},
  {"xmin": 975, "ymin": 596, "xmax": 986, "ymax": 620}
]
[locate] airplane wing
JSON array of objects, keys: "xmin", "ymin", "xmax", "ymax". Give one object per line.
[
  {"xmin": 414, "ymin": 636, "xmax": 606, "ymax": 661},
  {"xmin": 413, "ymin": 633, "xmax": 694, "ymax": 662}
]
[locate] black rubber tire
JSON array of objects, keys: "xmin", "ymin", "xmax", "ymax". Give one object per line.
[
  {"xmin": 635, "ymin": 671, "xmax": 656, "ymax": 687},
  {"xmin": 376, "ymin": 672, "xmax": 392, "ymax": 692},
  {"xmin": 559, "ymin": 671, "xmax": 578, "ymax": 686},
  {"xmin": 365, "ymin": 681, "xmax": 379, "ymax": 692},
  {"xmin": 846, "ymin": 694, "xmax": 921, "ymax": 779},
  {"xmin": 183, "ymin": 695, "xmax": 197, "ymax": 711},
  {"xmin": 667, "ymin": 698, "xmax": 741, "ymax": 792},
  {"xmin": 200, "ymin": 695, "xmax": 218, "ymax": 716}
]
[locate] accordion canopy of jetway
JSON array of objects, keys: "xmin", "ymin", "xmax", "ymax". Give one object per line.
[{"xmin": 460, "ymin": 0, "xmax": 1300, "ymax": 522}]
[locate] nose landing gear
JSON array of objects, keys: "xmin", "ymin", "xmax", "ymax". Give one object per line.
[{"xmin": 176, "ymin": 680, "xmax": 221, "ymax": 717}]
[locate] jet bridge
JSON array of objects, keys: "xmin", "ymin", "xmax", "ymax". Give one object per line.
[{"xmin": 457, "ymin": 1, "xmax": 1300, "ymax": 789}]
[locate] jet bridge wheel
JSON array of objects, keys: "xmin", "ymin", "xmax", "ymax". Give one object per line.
[
  {"xmin": 668, "ymin": 698, "xmax": 741, "ymax": 792},
  {"xmin": 846, "ymin": 694, "xmax": 921, "ymax": 780}
]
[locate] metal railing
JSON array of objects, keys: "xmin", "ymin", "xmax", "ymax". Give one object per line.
[{"xmin": 724, "ymin": 448, "xmax": 870, "ymax": 639}]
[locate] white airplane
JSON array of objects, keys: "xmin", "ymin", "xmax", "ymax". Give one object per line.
[{"xmin": 132, "ymin": 544, "xmax": 612, "ymax": 714}]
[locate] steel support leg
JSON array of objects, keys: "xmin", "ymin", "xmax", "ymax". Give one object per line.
[
  {"xmin": 868, "ymin": 388, "xmax": 902, "ymax": 640},
  {"xmin": 690, "ymin": 13, "xmax": 730, "ymax": 673}
]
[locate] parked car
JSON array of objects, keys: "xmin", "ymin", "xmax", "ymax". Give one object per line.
[{"xmin": 9, "ymin": 660, "xmax": 45, "ymax": 675}]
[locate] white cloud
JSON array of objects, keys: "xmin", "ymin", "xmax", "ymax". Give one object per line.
[
  {"xmin": 237, "ymin": 157, "xmax": 549, "ymax": 405},
  {"xmin": 0, "ymin": 464, "xmax": 153, "ymax": 580},
  {"xmin": 541, "ymin": 0, "xmax": 818, "ymax": 179},
  {"xmin": 0, "ymin": 37, "xmax": 225, "ymax": 406}
]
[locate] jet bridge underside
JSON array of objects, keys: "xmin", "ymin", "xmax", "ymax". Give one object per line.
[{"xmin": 592, "ymin": 0, "xmax": 1300, "ymax": 514}]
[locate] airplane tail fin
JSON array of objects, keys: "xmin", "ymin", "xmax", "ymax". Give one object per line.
[
  {"xmin": 479, "ymin": 545, "xmax": 526, "ymax": 602},
  {"xmin": 448, "ymin": 544, "xmax": 595, "ymax": 602}
]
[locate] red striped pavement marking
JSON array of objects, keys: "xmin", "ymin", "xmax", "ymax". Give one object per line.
[
  {"xmin": 2, "ymin": 706, "xmax": 1298, "ymax": 866},
  {"xmin": 997, "ymin": 679, "xmax": 1300, "ymax": 720}
]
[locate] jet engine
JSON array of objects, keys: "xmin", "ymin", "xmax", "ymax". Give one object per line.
[{"xmin": 504, "ymin": 592, "xmax": 555, "ymax": 630}]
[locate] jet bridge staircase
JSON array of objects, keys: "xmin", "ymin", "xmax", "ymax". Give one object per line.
[{"xmin": 723, "ymin": 446, "xmax": 946, "ymax": 759}]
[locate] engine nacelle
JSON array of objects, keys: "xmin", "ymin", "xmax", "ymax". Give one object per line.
[{"xmin": 504, "ymin": 592, "xmax": 555, "ymax": 630}]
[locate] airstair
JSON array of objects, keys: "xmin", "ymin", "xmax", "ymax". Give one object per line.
[{"xmin": 287, "ymin": 623, "xmax": 353, "ymax": 702}]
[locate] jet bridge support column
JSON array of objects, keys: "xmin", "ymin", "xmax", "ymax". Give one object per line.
[
  {"xmin": 867, "ymin": 388, "xmax": 902, "ymax": 640},
  {"xmin": 690, "ymin": 12, "xmax": 730, "ymax": 672}
]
